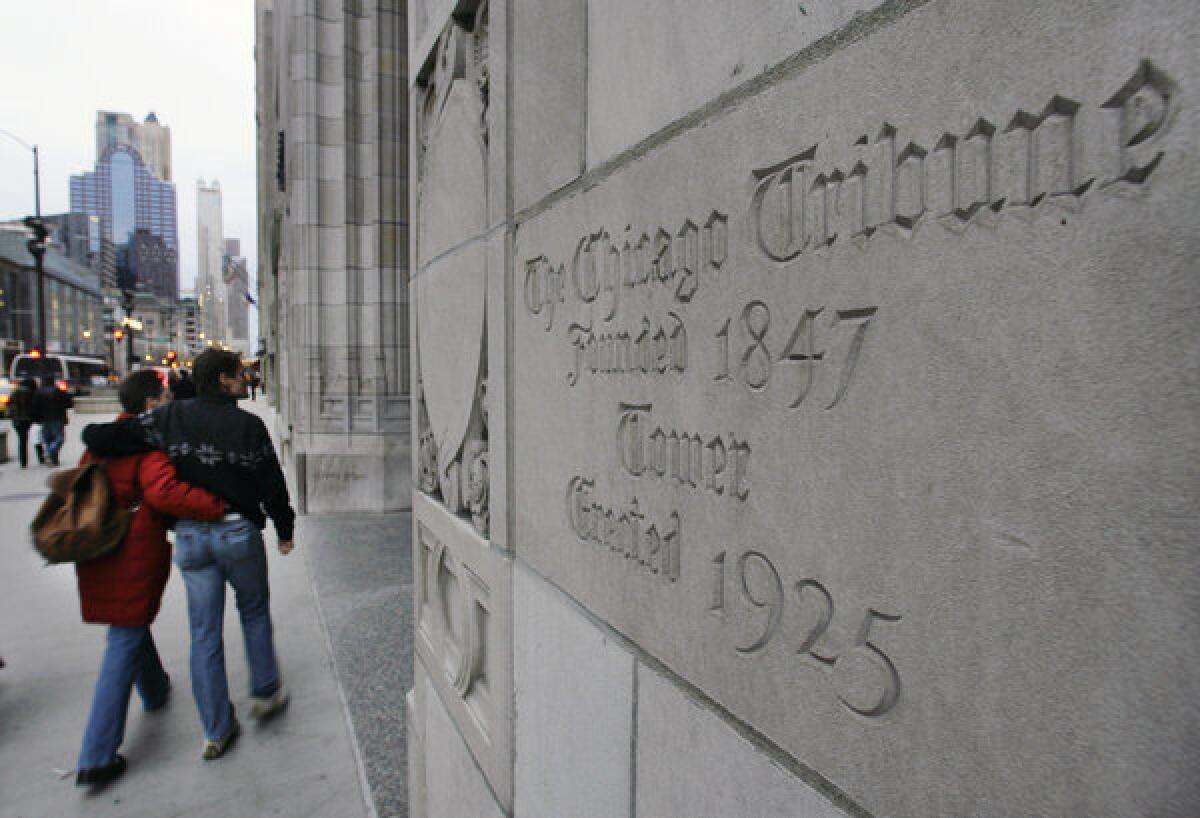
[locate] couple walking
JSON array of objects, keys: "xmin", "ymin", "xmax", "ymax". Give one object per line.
[
  {"xmin": 73, "ymin": 348, "xmax": 295, "ymax": 788},
  {"xmin": 9, "ymin": 375, "xmax": 75, "ymax": 467}
]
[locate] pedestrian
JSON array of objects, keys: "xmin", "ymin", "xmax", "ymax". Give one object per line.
[
  {"xmin": 82, "ymin": 348, "xmax": 296, "ymax": 760},
  {"xmin": 248, "ymin": 371, "xmax": 259, "ymax": 401},
  {"xmin": 8, "ymin": 377, "xmax": 39, "ymax": 468},
  {"xmin": 33, "ymin": 375, "xmax": 73, "ymax": 466},
  {"xmin": 74, "ymin": 370, "xmax": 227, "ymax": 789},
  {"xmin": 171, "ymin": 368, "xmax": 196, "ymax": 400}
]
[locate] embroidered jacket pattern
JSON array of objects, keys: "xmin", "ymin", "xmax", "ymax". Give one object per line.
[{"xmin": 82, "ymin": 395, "xmax": 296, "ymax": 540}]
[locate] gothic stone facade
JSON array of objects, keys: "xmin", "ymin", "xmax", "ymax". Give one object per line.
[
  {"xmin": 256, "ymin": 0, "xmax": 411, "ymax": 512},
  {"xmin": 407, "ymin": 1, "xmax": 1200, "ymax": 817}
]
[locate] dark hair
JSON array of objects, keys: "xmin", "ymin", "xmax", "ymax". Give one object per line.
[
  {"xmin": 20, "ymin": 377, "xmax": 36, "ymax": 391},
  {"xmin": 193, "ymin": 348, "xmax": 242, "ymax": 396},
  {"xmin": 40, "ymin": 375, "xmax": 56, "ymax": 389},
  {"xmin": 118, "ymin": 369, "xmax": 165, "ymax": 414}
]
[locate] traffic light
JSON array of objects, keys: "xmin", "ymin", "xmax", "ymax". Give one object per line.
[
  {"xmin": 22, "ymin": 216, "xmax": 47, "ymax": 258},
  {"xmin": 166, "ymin": 350, "xmax": 177, "ymax": 362},
  {"xmin": 29, "ymin": 348, "xmax": 42, "ymax": 358},
  {"xmin": 112, "ymin": 329, "xmax": 124, "ymax": 341}
]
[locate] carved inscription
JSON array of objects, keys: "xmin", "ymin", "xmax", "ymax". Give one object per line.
[
  {"xmin": 750, "ymin": 61, "xmax": 1176, "ymax": 254},
  {"xmin": 715, "ymin": 302, "xmax": 878, "ymax": 409},
  {"xmin": 524, "ymin": 210, "xmax": 729, "ymax": 333},
  {"xmin": 523, "ymin": 59, "xmax": 1179, "ymax": 729},
  {"xmin": 566, "ymin": 476, "xmax": 681, "ymax": 582},
  {"xmin": 616, "ymin": 402, "xmax": 751, "ymax": 500},
  {"xmin": 710, "ymin": 549, "xmax": 903, "ymax": 718},
  {"xmin": 567, "ymin": 312, "xmax": 686, "ymax": 386}
]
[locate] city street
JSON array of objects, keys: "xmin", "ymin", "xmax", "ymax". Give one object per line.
[{"xmin": 0, "ymin": 402, "xmax": 371, "ymax": 817}]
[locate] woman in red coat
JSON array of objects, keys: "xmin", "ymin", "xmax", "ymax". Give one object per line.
[{"xmin": 74, "ymin": 370, "xmax": 225, "ymax": 788}]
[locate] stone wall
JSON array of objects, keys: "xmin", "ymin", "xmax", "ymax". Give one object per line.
[
  {"xmin": 256, "ymin": 0, "xmax": 412, "ymax": 513},
  {"xmin": 407, "ymin": 1, "xmax": 1200, "ymax": 816}
]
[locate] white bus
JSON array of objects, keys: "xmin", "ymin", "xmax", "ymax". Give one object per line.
[{"xmin": 9, "ymin": 353, "xmax": 110, "ymax": 395}]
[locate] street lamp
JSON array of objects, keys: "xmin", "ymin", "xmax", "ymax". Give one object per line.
[{"xmin": 0, "ymin": 129, "xmax": 47, "ymax": 362}]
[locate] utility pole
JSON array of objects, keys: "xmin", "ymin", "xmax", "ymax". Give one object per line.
[
  {"xmin": 1, "ymin": 130, "xmax": 47, "ymax": 368},
  {"xmin": 122, "ymin": 288, "xmax": 136, "ymax": 372},
  {"xmin": 32, "ymin": 145, "xmax": 44, "ymax": 356}
]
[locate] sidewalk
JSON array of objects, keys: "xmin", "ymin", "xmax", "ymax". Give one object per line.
[
  {"xmin": 301, "ymin": 512, "xmax": 412, "ymax": 818},
  {"xmin": 0, "ymin": 406, "xmax": 370, "ymax": 818}
]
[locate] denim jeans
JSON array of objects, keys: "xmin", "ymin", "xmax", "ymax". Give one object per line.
[
  {"xmin": 40, "ymin": 420, "xmax": 64, "ymax": 464},
  {"xmin": 12, "ymin": 420, "xmax": 30, "ymax": 467},
  {"xmin": 174, "ymin": 517, "xmax": 281, "ymax": 741},
  {"xmin": 77, "ymin": 626, "xmax": 170, "ymax": 769}
]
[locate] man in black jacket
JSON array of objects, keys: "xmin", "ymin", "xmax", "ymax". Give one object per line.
[
  {"xmin": 82, "ymin": 348, "xmax": 295, "ymax": 760},
  {"xmin": 171, "ymin": 368, "xmax": 196, "ymax": 400},
  {"xmin": 34, "ymin": 375, "xmax": 73, "ymax": 466}
]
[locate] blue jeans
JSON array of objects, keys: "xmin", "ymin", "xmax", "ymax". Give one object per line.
[
  {"xmin": 78, "ymin": 626, "xmax": 170, "ymax": 769},
  {"xmin": 174, "ymin": 518, "xmax": 281, "ymax": 741},
  {"xmin": 40, "ymin": 420, "xmax": 64, "ymax": 463}
]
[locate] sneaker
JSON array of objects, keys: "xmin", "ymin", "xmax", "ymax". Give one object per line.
[
  {"xmin": 76, "ymin": 754, "xmax": 126, "ymax": 788},
  {"xmin": 250, "ymin": 686, "xmax": 289, "ymax": 721},
  {"xmin": 202, "ymin": 717, "xmax": 240, "ymax": 760}
]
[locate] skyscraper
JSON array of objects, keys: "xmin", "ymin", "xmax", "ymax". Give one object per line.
[
  {"xmin": 196, "ymin": 179, "xmax": 225, "ymax": 343},
  {"xmin": 95, "ymin": 110, "xmax": 172, "ymax": 182},
  {"xmin": 69, "ymin": 143, "xmax": 179, "ymax": 299},
  {"xmin": 222, "ymin": 238, "xmax": 250, "ymax": 348}
]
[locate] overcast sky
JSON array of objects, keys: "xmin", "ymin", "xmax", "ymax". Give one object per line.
[{"xmin": 0, "ymin": 1, "xmax": 257, "ymax": 334}]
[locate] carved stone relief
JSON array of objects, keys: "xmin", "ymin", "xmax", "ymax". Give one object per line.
[
  {"xmin": 413, "ymin": 490, "xmax": 513, "ymax": 808},
  {"xmin": 414, "ymin": 15, "xmax": 491, "ymax": 539}
]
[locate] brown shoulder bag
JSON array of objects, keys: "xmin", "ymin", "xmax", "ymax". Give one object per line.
[{"xmin": 30, "ymin": 462, "xmax": 134, "ymax": 564}]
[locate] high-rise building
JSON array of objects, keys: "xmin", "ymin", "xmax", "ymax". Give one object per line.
[
  {"xmin": 175, "ymin": 293, "xmax": 202, "ymax": 360},
  {"xmin": 94, "ymin": 111, "xmax": 136, "ymax": 161},
  {"xmin": 95, "ymin": 110, "xmax": 172, "ymax": 182},
  {"xmin": 69, "ymin": 144, "xmax": 179, "ymax": 298},
  {"xmin": 135, "ymin": 112, "xmax": 172, "ymax": 183},
  {"xmin": 196, "ymin": 179, "xmax": 226, "ymax": 344},
  {"xmin": 222, "ymin": 239, "xmax": 250, "ymax": 347}
]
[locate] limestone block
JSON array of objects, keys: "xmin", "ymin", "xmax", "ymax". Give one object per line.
[
  {"xmin": 317, "ymin": 17, "xmax": 343, "ymax": 58},
  {"xmin": 318, "ymin": 144, "xmax": 344, "ymax": 180},
  {"xmin": 406, "ymin": 686, "xmax": 426, "ymax": 818},
  {"xmin": 419, "ymin": 657, "xmax": 506, "ymax": 818},
  {"xmin": 513, "ymin": 565, "xmax": 633, "ymax": 818},
  {"xmin": 355, "ymin": 141, "xmax": 379, "ymax": 179},
  {"xmin": 317, "ymin": 53, "xmax": 342, "ymax": 84},
  {"xmin": 317, "ymin": 305, "xmax": 349, "ymax": 346},
  {"xmin": 586, "ymin": 0, "xmax": 884, "ymax": 165},
  {"xmin": 508, "ymin": 1, "xmax": 1200, "ymax": 814},
  {"xmin": 317, "ymin": 114, "xmax": 342, "ymax": 146},
  {"xmin": 413, "ymin": 34, "xmax": 489, "ymax": 483},
  {"xmin": 485, "ymin": 230, "xmax": 508, "ymax": 548},
  {"xmin": 415, "ymin": 239, "xmax": 487, "ymax": 480},
  {"xmin": 413, "ymin": 492, "xmax": 513, "ymax": 809},
  {"xmin": 512, "ymin": 0, "xmax": 585, "ymax": 212},
  {"xmin": 316, "ymin": 225, "xmax": 346, "ymax": 271},
  {"xmin": 636, "ymin": 664, "xmax": 850, "ymax": 818},
  {"xmin": 482, "ymin": 0, "xmax": 506, "ymax": 226},
  {"xmin": 318, "ymin": 180, "xmax": 346, "ymax": 227},
  {"xmin": 318, "ymin": 80, "xmax": 344, "ymax": 119},
  {"xmin": 302, "ymin": 435, "xmax": 412, "ymax": 513},
  {"xmin": 354, "ymin": 224, "xmax": 378, "ymax": 270}
]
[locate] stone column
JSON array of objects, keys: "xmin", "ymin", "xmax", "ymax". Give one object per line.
[{"xmin": 256, "ymin": 0, "xmax": 411, "ymax": 513}]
